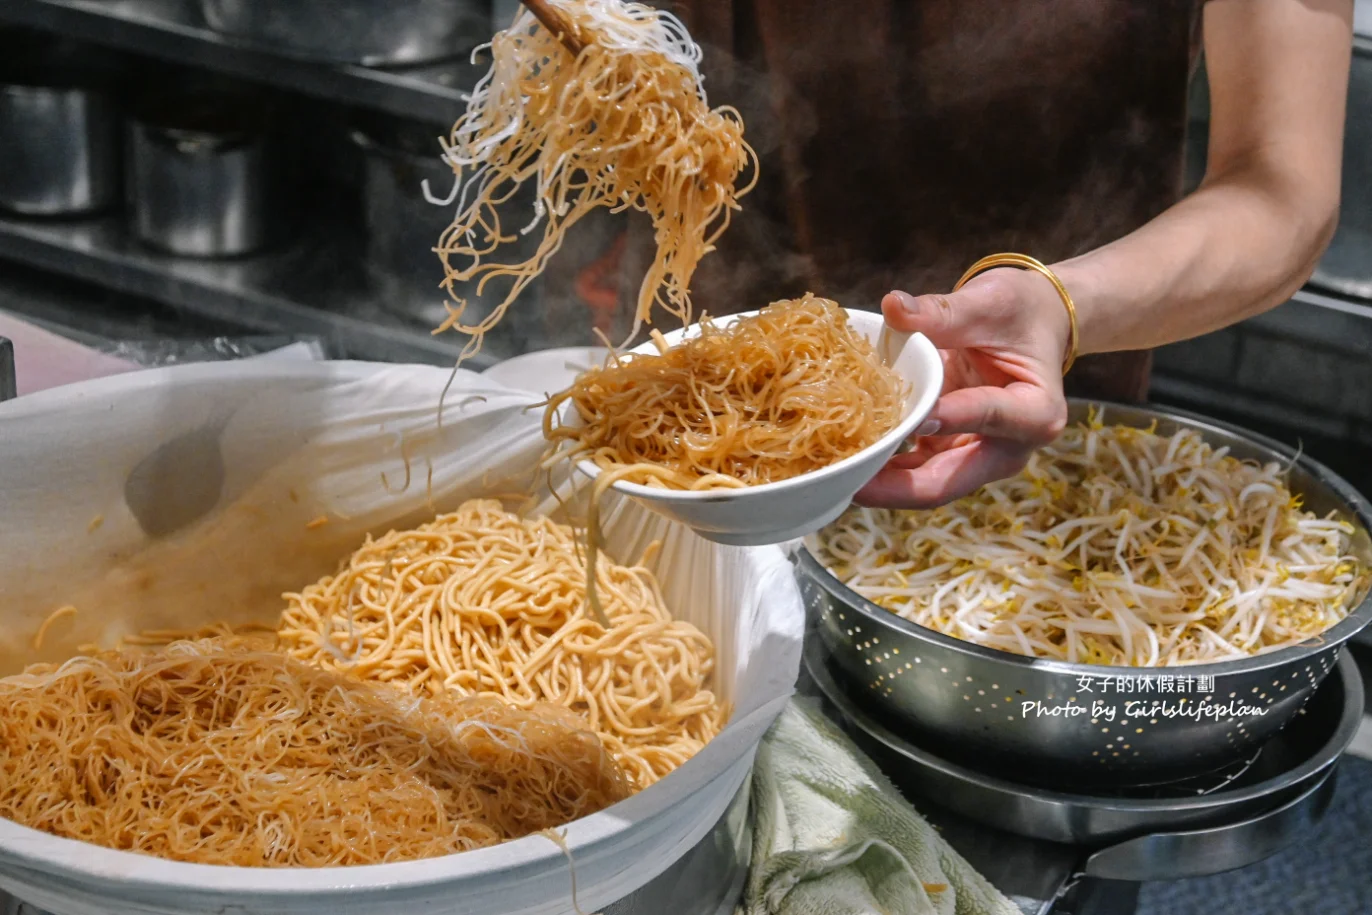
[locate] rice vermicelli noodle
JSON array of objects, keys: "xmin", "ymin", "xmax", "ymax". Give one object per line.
[
  {"xmin": 0, "ymin": 639, "xmax": 630, "ymax": 866},
  {"xmin": 433, "ymin": 0, "xmax": 756, "ymax": 360},
  {"xmin": 543, "ymin": 294, "xmax": 908, "ymax": 494}
]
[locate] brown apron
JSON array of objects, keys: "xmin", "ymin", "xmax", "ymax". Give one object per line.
[{"xmin": 561, "ymin": 0, "xmax": 1205, "ymax": 403}]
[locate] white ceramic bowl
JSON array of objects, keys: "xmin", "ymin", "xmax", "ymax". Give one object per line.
[{"xmin": 564, "ymin": 308, "xmax": 944, "ymax": 546}]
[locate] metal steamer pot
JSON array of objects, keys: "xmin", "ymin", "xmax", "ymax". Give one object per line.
[
  {"xmin": 0, "ymin": 39, "xmax": 123, "ymax": 217},
  {"xmin": 126, "ymin": 89, "xmax": 283, "ymax": 258},
  {"xmin": 796, "ymin": 400, "xmax": 1372, "ymax": 789},
  {"xmin": 199, "ymin": 0, "xmax": 489, "ymax": 66},
  {"xmin": 352, "ymin": 115, "xmax": 543, "ymax": 332},
  {"xmin": 352, "ymin": 116, "xmax": 454, "ymax": 328}
]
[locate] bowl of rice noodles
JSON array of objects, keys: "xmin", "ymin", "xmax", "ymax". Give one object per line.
[
  {"xmin": 544, "ymin": 297, "xmax": 943, "ymax": 547},
  {"xmin": 798, "ymin": 400, "xmax": 1372, "ymax": 789},
  {"xmin": 0, "ymin": 360, "xmax": 802, "ymax": 915}
]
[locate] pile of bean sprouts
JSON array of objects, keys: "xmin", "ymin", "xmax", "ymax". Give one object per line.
[{"xmin": 810, "ymin": 413, "xmax": 1367, "ymax": 666}]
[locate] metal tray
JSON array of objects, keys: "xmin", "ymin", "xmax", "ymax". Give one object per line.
[
  {"xmin": 801, "ymin": 399, "xmax": 1372, "ymax": 789},
  {"xmin": 803, "ymin": 634, "xmax": 1361, "ymax": 851}
]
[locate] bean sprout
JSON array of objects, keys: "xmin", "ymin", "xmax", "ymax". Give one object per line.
[{"xmin": 809, "ymin": 410, "xmax": 1367, "ymax": 666}]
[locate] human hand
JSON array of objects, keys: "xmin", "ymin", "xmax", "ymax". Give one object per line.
[{"xmin": 855, "ymin": 268, "xmax": 1072, "ymax": 509}]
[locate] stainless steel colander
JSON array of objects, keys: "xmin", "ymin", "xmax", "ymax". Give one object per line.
[{"xmin": 796, "ymin": 401, "xmax": 1372, "ymax": 788}]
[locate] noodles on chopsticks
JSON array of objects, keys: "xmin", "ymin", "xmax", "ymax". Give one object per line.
[
  {"xmin": 431, "ymin": 5, "xmax": 901, "ymax": 532},
  {"xmin": 0, "ymin": 639, "xmax": 630, "ymax": 866},
  {"xmin": 277, "ymin": 499, "xmax": 726, "ymax": 789},
  {"xmin": 433, "ymin": 0, "xmax": 756, "ymax": 362},
  {"xmin": 810, "ymin": 411, "xmax": 1367, "ymax": 666}
]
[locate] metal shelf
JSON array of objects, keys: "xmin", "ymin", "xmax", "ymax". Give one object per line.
[
  {"xmin": 0, "ymin": 0, "xmax": 483, "ymax": 124},
  {"xmin": 0, "ymin": 211, "xmax": 510, "ymax": 368}
]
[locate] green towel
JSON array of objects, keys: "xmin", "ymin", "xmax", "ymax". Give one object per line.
[{"xmin": 739, "ymin": 700, "xmax": 1023, "ymax": 915}]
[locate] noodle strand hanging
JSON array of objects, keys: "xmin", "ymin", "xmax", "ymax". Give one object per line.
[{"xmin": 434, "ymin": 0, "xmax": 757, "ymax": 360}]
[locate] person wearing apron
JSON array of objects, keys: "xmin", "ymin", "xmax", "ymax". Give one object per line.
[{"xmin": 585, "ymin": 0, "xmax": 1351, "ymax": 507}]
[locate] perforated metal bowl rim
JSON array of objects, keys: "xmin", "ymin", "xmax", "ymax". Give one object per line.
[
  {"xmin": 803, "ymin": 636, "xmax": 1364, "ymax": 816},
  {"xmin": 799, "ymin": 398, "xmax": 1372, "ymax": 680}
]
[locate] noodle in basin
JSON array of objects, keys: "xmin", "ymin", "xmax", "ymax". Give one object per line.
[
  {"xmin": 810, "ymin": 415, "xmax": 1366, "ymax": 666},
  {"xmin": 278, "ymin": 499, "xmax": 726, "ymax": 788},
  {"xmin": 0, "ymin": 639, "xmax": 630, "ymax": 866}
]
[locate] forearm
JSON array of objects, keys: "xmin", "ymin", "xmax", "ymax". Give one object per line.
[
  {"xmin": 1048, "ymin": 0, "xmax": 1351, "ymax": 358},
  {"xmin": 1054, "ymin": 166, "xmax": 1339, "ymax": 355}
]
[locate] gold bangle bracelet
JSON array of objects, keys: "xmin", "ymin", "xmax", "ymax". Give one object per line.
[{"xmin": 953, "ymin": 253, "xmax": 1080, "ymax": 376}]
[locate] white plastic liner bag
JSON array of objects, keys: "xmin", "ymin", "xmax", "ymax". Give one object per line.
[{"xmin": 0, "ymin": 360, "xmax": 804, "ymax": 915}]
